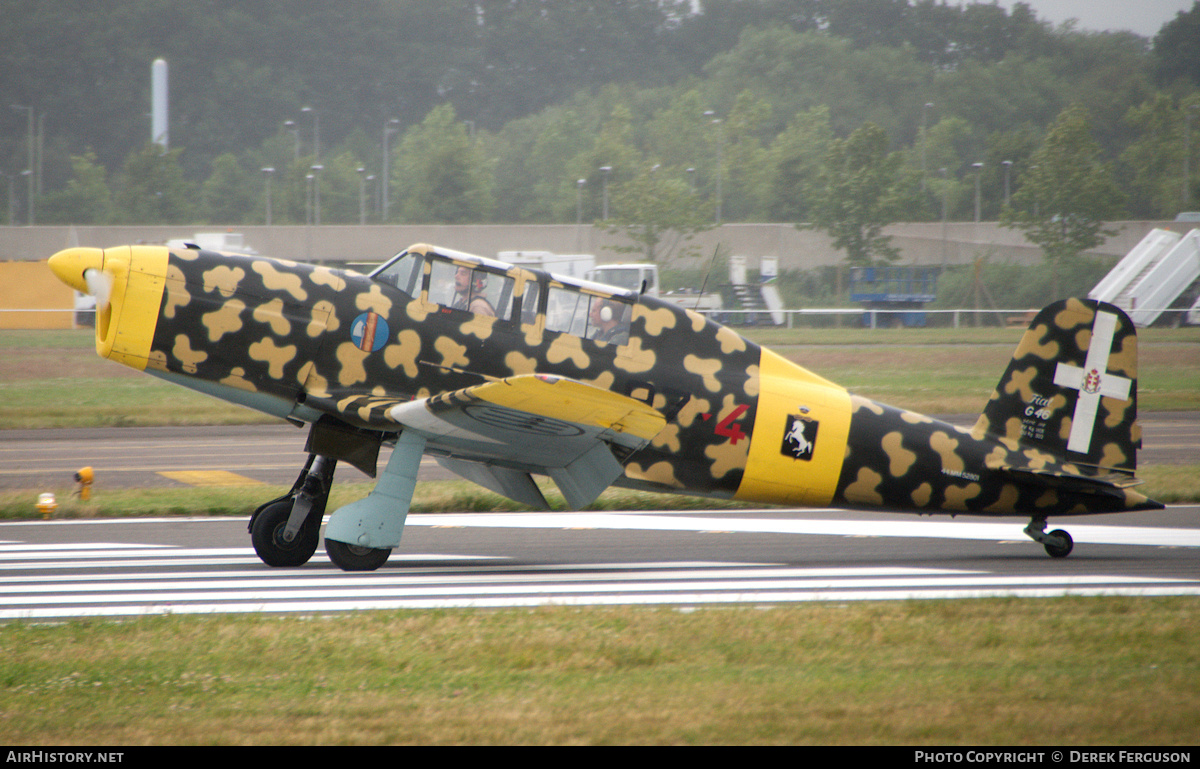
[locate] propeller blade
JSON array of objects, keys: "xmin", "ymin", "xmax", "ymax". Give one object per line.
[{"xmin": 83, "ymin": 268, "xmax": 113, "ymax": 310}]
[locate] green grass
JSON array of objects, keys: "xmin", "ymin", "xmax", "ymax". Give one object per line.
[
  {"xmin": 0, "ymin": 377, "xmax": 271, "ymax": 428},
  {"xmin": 1, "ymin": 599, "xmax": 1196, "ymax": 745},
  {"xmin": 0, "ymin": 479, "xmax": 768, "ymax": 521}
]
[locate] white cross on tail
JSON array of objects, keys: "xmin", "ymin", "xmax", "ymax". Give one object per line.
[{"xmin": 1052, "ymin": 310, "xmax": 1132, "ymax": 454}]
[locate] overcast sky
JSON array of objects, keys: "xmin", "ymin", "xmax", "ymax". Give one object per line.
[{"xmin": 994, "ymin": 0, "xmax": 1194, "ymax": 37}]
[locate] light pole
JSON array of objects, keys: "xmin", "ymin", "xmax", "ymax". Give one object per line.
[
  {"xmin": 305, "ymin": 174, "xmax": 314, "ymax": 226},
  {"xmin": 357, "ymin": 167, "xmax": 367, "ymax": 225},
  {"xmin": 939, "ymin": 168, "xmax": 949, "ymax": 265},
  {"xmin": 5, "ymin": 173, "xmax": 14, "ymax": 226},
  {"xmin": 310, "ymin": 164, "xmax": 323, "ymax": 225},
  {"xmin": 19, "ymin": 169, "xmax": 31, "ymax": 226},
  {"xmin": 704, "ymin": 110, "xmax": 722, "ymax": 223},
  {"xmin": 1002, "ymin": 160, "xmax": 1013, "ymax": 210},
  {"xmin": 599, "ymin": 166, "xmax": 612, "ymax": 220},
  {"xmin": 972, "ymin": 162, "xmax": 984, "ymax": 223},
  {"xmin": 261, "ymin": 167, "xmax": 274, "ymax": 225},
  {"xmin": 921, "ymin": 102, "xmax": 934, "ymax": 193},
  {"xmin": 301, "ymin": 106, "xmax": 319, "ymax": 161},
  {"xmin": 284, "ymin": 120, "xmax": 299, "ymax": 162},
  {"xmin": 1184, "ymin": 104, "xmax": 1199, "ymax": 208},
  {"xmin": 576, "ymin": 178, "xmax": 586, "ymax": 252},
  {"xmin": 36, "ymin": 112, "xmax": 45, "ymax": 199},
  {"xmin": 12, "ymin": 104, "xmax": 34, "ymax": 225},
  {"xmin": 382, "ymin": 118, "xmax": 399, "ymax": 222}
]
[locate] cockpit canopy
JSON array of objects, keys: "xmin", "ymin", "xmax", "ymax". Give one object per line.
[{"xmin": 370, "ymin": 245, "xmax": 634, "ymax": 345}]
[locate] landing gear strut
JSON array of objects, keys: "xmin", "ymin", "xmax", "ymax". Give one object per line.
[
  {"xmin": 250, "ymin": 428, "xmax": 424, "ymax": 571},
  {"xmin": 249, "ymin": 455, "xmax": 336, "ymax": 567},
  {"xmin": 1024, "ymin": 518, "xmax": 1074, "ymax": 559},
  {"xmin": 321, "ymin": 429, "xmax": 427, "ymax": 572}
]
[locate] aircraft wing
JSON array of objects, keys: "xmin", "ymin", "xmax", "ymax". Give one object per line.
[{"xmin": 388, "ymin": 374, "xmax": 667, "ymax": 510}]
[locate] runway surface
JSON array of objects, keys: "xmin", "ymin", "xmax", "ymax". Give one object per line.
[
  {"xmin": 1, "ymin": 416, "xmax": 1196, "ymax": 620},
  {"xmin": 1, "ymin": 412, "xmax": 1197, "ymax": 491},
  {"xmin": 2, "ymin": 507, "xmax": 1197, "ymax": 620}
]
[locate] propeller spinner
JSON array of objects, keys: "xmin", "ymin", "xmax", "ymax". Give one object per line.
[{"xmin": 47, "ymin": 247, "xmax": 106, "ymax": 295}]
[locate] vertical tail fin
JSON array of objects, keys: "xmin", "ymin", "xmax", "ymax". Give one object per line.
[{"xmin": 973, "ymin": 298, "xmax": 1140, "ymax": 472}]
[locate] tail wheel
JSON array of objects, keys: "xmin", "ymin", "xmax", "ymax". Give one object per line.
[
  {"xmin": 326, "ymin": 538, "xmax": 392, "ymax": 571},
  {"xmin": 251, "ymin": 499, "xmax": 321, "ymax": 567},
  {"xmin": 1044, "ymin": 529, "xmax": 1074, "ymax": 559}
]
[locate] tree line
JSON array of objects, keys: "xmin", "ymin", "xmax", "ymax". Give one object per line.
[{"xmin": 4, "ymin": 1, "xmax": 1200, "ymax": 264}]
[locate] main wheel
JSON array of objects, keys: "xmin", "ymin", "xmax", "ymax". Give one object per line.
[
  {"xmin": 250, "ymin": 499, "xmax": 321, "ymax": 567},
  {"xmin": 1044, "ymin": 528, "xmax": 1074, "ymax": 559},
  {"xmin": 326, "ymin": 538, "xmax": 392, "ymax": 571}
]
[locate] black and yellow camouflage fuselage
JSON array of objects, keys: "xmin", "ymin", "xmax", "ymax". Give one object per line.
[{"xmin": 49, "ymin": 243, "xmax": 1161, "ymax": 523}]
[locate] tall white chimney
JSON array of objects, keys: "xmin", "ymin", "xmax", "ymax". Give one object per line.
[{"xmin": 152, "ymin": 58, "xmax": 168, "ymax": 150}]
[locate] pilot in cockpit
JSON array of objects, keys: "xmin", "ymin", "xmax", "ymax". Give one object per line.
[{"xmin": 450, "ymin": 266, "xmax": 495, "ymax": 316}]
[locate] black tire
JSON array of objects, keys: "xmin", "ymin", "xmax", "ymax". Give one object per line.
[
  {"xmin": 1044, "ymin": 528, "xmax": 1074, "ymax": 559},
  {"xmin": 326, "ymin": 538, "xmax": 392, "ymax": 571},
  {"xmin": 251, "ymin": 499, "xmax": 321, "ymax": 567}
]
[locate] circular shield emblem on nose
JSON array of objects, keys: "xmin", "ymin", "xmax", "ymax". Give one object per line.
[{"xmin": 351, "ymin": 311, "xmax": 389, "ymax": 353}]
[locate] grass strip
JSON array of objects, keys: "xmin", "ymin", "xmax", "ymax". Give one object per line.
[{"xmin": 1, "ymin": 598, "xmax": 1196, "ymax": 744}]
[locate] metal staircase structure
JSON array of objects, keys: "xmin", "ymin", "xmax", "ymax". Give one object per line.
[
  {"xmin": 1089, "ymin": 228, "xmax": 1200, "ymax": 327},
  {"xmin": 725, "ymin": 282, "xmax": 770, "ymax": 315}
]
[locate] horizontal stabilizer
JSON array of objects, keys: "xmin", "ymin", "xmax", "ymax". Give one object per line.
[{"xmin": 998, "ymin": 466, "xmax": 1141, "ymax": 497}]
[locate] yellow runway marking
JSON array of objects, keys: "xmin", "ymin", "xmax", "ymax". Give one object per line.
[{"xmin": 158, "ymin": 471, "xmax": 266, "ymax": 487}]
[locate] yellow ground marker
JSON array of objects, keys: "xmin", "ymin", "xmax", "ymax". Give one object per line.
[{"xmin": 158, "ymin": 470, "xmax": 265, "ymax": 487}]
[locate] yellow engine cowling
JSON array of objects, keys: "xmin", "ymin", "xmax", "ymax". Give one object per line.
[{"xmin": 48, "ymin": 246, "xmax": 169, "ymax": 371}]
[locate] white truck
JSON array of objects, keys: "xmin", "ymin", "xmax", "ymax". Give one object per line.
[
  {"xmin": 584, "ymin": 263, "xmax": 724, "ymax": 315},
  {"xmin": 165, "ymin": 232, "xmax": 259, "ymax": 254},
  {"xmin": 497, "ymin": 251, "xmax": 595, "ymax": 280}
]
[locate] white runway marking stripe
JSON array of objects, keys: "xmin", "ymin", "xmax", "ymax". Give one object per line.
[
  {"xmin": 0, "ymin": 542, "xmax": 1195, "ymax": 620},
  {"xmin": 405, "ymin": 512, "xmax": 1200, "ymax": 548},
  {"xmin": 11, "ymin": 511, "xmax": 1194, "ymax": 549},
  {"xmin": 0, "ymin": 574, "xmax": 1187, "ymax": 606}
]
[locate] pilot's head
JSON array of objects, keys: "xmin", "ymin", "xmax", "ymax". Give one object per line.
[
  {"xmin": 455, "ymin": 266, "xmax": 486, "ymax": 295},
  {"xmin": 590, "ymin": 298, "xmax": 618, "ymax": 326}
]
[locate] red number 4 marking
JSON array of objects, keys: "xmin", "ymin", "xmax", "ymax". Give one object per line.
[{"xmin": 714, "ymin": 404, "xmax": 749, "ymax": 444}]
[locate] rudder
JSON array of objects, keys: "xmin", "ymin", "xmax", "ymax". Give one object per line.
[{"xmin": 973, "ymin": 298, "xmax": 1140, "ymax": 473}]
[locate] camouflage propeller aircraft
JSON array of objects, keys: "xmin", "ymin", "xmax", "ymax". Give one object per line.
[{"xmin": 47, "ymin": 242, "xmax": 1162, "ymax": 570}]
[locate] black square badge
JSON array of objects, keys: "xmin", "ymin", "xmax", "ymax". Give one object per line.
[{"xmin": 781, "ymin": 414, "xmax": 818, "ymax": 460}]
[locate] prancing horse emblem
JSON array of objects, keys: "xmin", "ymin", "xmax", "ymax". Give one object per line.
[{"xmin": 781, "ymin": 414, "xmax": 818, "ymax": 460}]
